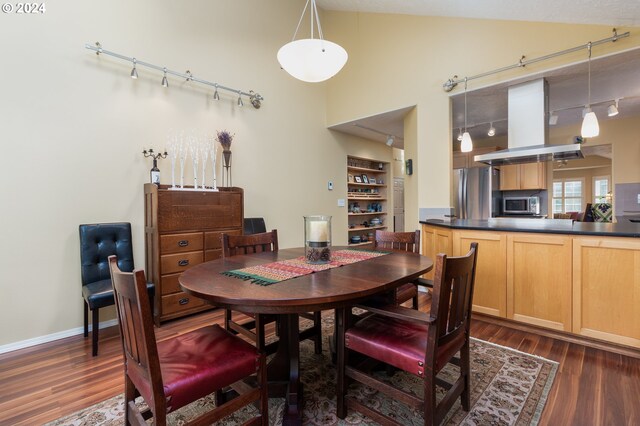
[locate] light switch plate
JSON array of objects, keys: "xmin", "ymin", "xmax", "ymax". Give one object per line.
[{"xmin": 337, "ymin": 199, "xmax": 345, "ymax": 207}]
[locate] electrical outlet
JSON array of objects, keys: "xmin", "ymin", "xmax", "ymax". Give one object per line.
[{"xmin": 337, "ymin": 199, "xmax": 345, "ymax": 207}]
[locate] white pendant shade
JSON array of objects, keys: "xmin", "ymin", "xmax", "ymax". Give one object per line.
[
  {"xmin": 278, "ymin": 39, "xmax": 348, "ymax": 83},
  {"xmin": 461, "ymin": 132, "xmax": 473, "ymax": 152},
  {"xmin": 581, "ymin": 111, "xmax": 600, "ymax": 138}
]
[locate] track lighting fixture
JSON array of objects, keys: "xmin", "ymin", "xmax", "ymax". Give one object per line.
[
  {"xmin": 461, "ymin": 78, "xmax": 473, "ymax": 153},
  {"xmin": 130, "ymin": 58, "xmax": 138, "ymax": 79},
  {"xmin": 581, "ymin": 42, "xmax": 599, "ymax": 138},
  {"xmin": 607, "ymin": 99, "xmax": 619, "ymax": 117},
  {"xmin": 386, "ymin": 136, "xmax": 394, "ymax": 147},
  {"xmin": 456, "ymin": 128, "xmax": 463, "ymax": 141},
  {"xmin": 86, "ymin": 42, "xmax": 264, "ymax": 109},
  {"xmin": 487, "ymin": 122, "xmax": 496, "ymax": 137},
  {"xmin": 161, "ymin": 67, "xmax": 169, "ymax": 88},
  {"xmin": 549, "ymin": 112, "xmax": 558, "ymax": 125}
]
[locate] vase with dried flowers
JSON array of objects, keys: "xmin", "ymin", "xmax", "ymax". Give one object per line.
[{"xmin": 216, "ymin": 130, "xmax": 234, "ymax": 187}]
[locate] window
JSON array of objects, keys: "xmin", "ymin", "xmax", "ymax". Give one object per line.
[
  {"xmin": 593, "ymin": 176, "xmax": 611, "ymax": 204},
  {"xmin": 553, "ymin": 179, "xmax": 583, "ymax": 214}
]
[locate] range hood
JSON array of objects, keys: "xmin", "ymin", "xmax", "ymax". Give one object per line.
[{"xmin": 474, "ymin": 79, "xmax": 583, "ymax": 166}]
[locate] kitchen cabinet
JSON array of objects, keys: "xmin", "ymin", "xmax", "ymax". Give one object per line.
[
  {"xmin": 572, "ymin": 237, "xmax": 640, "ymax": 348},
  {"xmin": 506, "ymin": 233, "xmax": 572, "ymax": 331},
  {"xmin": 452, "ymin": 146, "xmax": 501, "ymax": 169},
  {"xmin": 421, "ymin": 224, "xmax": 452, "ymax": 280},
  {"xmin": 453, "ymin": 230, "xmax": 507, "ymax": 318},
  {"xmin": 499, "ymin": 162, "xmax": 547, "ymax": 190}
]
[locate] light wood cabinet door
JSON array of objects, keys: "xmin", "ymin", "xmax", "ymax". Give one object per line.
[
  {"xmin": 499, "ymin": 165, "xmax": 520, "ymax": 190},
  {"xmin": 507, "ymin": 233, "xmax": 572, "ymax": 331},
  {"xmin": 453, "ymin": 230, "xmax": 507, "ymax": 317},
  {"xmin": 421, "ymin": 225, "xmax": 452, "ymax": 280},
  {"xmin": 573, "ymin": 237, "xmax": 640, "ymax": 348},
  {"xmin": 520, "ymin": 162, "xmax": 547, "ymax": 190}
]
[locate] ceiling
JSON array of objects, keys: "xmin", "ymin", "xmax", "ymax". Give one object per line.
[
  {"xmin": 316, "ymin": 0, "xmax": 640, "ymax": 27},
  {"xmin": 322, "ymin": 1, "xmax": 640, "ymax": 148}
]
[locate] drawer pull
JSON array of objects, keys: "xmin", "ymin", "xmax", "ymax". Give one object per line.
[
  {"xmin": 178, "ymin": 298, "xmax": 189, "ymax": 305},
  {"xmin": 178, "ymin": 259, "xmax": 190, "ymax": 267},
  {"xmin": 178, "ymin": 240, "xmax": 189, "ymax": 247}
]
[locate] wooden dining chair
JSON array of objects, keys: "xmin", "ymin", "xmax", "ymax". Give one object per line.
[
  {"xmin": 336, "ymin": 242, "xmax": 479, "ymax": 426},
  {"xmin": 222, "ymin": 230, "xmax": 323, "ymax": 354},
  {"xmin": 374, "ymin": 230, "xmax": 421, "ymax": 308},
  {"xmin": 108, "ymin": 256, "xmax": 267, "ymax": 426}
]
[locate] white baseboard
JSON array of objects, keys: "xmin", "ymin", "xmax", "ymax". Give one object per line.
[{"xmin": 0, "ymin": 319, "xmax": 119, "ymax": 355}]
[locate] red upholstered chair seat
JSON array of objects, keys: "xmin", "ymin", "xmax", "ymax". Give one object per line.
[{"xmin": 346, "ymin": 314, "xmax": 464, "ymax": 377}]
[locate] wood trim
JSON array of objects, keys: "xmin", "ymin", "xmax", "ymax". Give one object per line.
[
  {"xmin": 512, "ymin": 314, "xmax": 565, "ymax": 331},
  {"xmin": 472, "ymin": 305, "xmax": 501, "ymax": 316},
  {"xmin": 473, "ymin": 312, "xmax": 640, "ymax": 360}
]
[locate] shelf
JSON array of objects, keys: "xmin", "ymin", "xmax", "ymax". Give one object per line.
[
  {"xmin": 348, "ymin": 166, "xmax": 385, "ymax": 173},
  {"xmin": 348, "ymin": 183, "xmax": 385, "ymax": 187},
  {"xmin": 348, "ymin": 225, "xmax": 387, "ymax": 232},
  {"xmin": 348, "ymin": 241, "xmax": 375, "ymax": 247},
  {"xmin": 348, "ymin": 197, "xmax": 386, "ymax": 201},
  {"xmin": 349, "ymin": 212, "xmax": 387, "ymax": 216}
]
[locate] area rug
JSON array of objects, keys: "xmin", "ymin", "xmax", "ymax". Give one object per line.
[{"xmin": 46, "ymin": 317, "xmax": 557, "ymax": 426}]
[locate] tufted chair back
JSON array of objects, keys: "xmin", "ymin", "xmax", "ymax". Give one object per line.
[{"xmin": 79, "ymin": 222, "xmax": 134, "ymax": 287}]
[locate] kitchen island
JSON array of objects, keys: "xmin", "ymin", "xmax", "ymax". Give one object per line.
[{"xmin": 421, "ymin": 219, "xmax": 640, "ymax": 351}]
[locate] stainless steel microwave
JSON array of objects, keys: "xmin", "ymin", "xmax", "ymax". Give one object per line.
[{"xmin": 503, "ymin": 196, "xmax": 540, "ymax": 215}]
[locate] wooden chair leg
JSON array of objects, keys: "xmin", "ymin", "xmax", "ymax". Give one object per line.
[
  {"xmin": 224, "ymin": 309, "xmax": 233, "ymax": 333},
  {"xmin": 423, "ymin": 370, "xmax": 437, "ymax": 426},
  {"xmin": 412, "ymin": 293, "xmax": 419, "ymax": 310},
  {"xmin": 336, "ymin": 307, "xmax": 348, "ymax": 419},
  {"xmin": 460, "ymin": 338, "xmax": 471, "ymax": 411},
  {"xmin": 124, "ymin": 375, "xmax": 136, "ymax": 426},
  {"xmin": 255, "ymin": 314, "xmax": 266, "ymax": 353},
  {"xmin": 258, "ymin": 354, "xmax": 268, "ymax": 425},
  {"xmin": 313, "ymin": 311, "xmax": 322, "ymax": 354},
  {"xmin": 83, "ymin": 302, "xmax": 89, "ymax": 337},
  {"xmin": 92, "ymin": 308, "xmax": 99, "ymax": 356}
]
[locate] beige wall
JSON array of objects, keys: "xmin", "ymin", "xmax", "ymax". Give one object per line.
[
  {"xmin": 0, "ymin": 0, "xmax": 393, "ymax": 347},
  {"xmin": 325, "ymin": 12, "xmax": 640, "ymax": 227}
]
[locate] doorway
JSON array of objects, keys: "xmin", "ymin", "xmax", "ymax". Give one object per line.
[{"xmin": 393, "ymin": 177, "xmax": 405, "ymax": 231}]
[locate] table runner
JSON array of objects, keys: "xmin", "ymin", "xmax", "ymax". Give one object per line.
[{"xmin": 222, "ymin": 249, "xmax": 389, "ymax": 286}]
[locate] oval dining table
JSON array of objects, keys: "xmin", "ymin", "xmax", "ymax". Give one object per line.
[{"xmin": 179, "ymin": 246, "xmax": 433, "ymax": 425}]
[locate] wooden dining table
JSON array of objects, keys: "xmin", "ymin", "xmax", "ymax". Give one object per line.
[{"xmin": 179, "ymin": 246, "xmax": 433, "ymax": 425}]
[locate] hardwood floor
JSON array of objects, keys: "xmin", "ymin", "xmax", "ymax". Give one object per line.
[{"xmin": 1, "ymin": 296, "xmax": 639, "ymax": 425}]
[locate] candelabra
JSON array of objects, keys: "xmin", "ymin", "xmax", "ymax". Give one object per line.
[{"xmin": 142, "ymin": 148, "xmax": 168, "ymax": 185}]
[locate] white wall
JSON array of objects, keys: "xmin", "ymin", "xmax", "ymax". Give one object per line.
[{"xmin": 0, "ymin": 0, "xmax": 392, "ymax": 347}]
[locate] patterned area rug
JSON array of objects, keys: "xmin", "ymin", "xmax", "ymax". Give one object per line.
[{"xmin": 46, "ymin": 316, "xmax": 557, "ymax": 425}]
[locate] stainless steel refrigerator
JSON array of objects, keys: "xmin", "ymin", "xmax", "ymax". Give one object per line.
[{"xmin": 453, "ymin": 167, "xmax": 500, "ymax": 220}]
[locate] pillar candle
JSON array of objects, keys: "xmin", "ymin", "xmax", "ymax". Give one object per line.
[{"xmin": 308, "ymin": 221, "xmax": 328, "ymax": 242}]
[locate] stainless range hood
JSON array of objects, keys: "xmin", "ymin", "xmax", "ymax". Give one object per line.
[{"xmin": 474, "ymin": 79, "xmax": 583, "ymax": 166}]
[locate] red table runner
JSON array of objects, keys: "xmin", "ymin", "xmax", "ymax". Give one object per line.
[{"xmin": 222, "ymin": 249, "xmax": 389, "ymax": 286}]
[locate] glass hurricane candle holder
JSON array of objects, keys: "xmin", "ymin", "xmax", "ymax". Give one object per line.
[{"xmin": 304, "ymin": 215, "xmax": 331, "ymax": 264}]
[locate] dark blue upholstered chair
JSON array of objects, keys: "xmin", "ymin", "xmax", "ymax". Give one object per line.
[{"xmin": 79, "ymin": 222, "xmax": 154, "ymax": 356}]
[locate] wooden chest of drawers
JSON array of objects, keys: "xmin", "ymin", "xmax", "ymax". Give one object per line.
[{"xmin": 144, "ymin": 184, "xmax": 243, "ymax": 324}]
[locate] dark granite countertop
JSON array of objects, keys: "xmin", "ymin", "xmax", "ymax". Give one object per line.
[{"xmin": 420, "ymin": 219, "xmax": 640, "ymax": 238}]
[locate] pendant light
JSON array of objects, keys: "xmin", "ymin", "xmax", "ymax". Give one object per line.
[
  {"xmin": 457, "ymin": 128, "xmax": 463, "ymax": 141},
  {"xmin": 461, "ymin": 78, "xmax": 473, "ymax": 152},
  {"xmin": 581, "ymin": 42, "xmax": 599, "ymax": 138},
  {"xmin": 277, "ymin": 0, "xmax": 348, "ymax": 83}
]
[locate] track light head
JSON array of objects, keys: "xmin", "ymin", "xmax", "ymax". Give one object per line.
[
  {"xmin": 549, "ymin": 112, "xmax": 558, "ymax": 125},
  {"xmin": 213, "ymin": 84, "xmax": 220, "ymax": 100},
  {"xmin": 457, "ymin": 128, "xmax": 463, "ymax": 141},
  {"xmin": 161, "ymin": 67, "xmax": 168, "ymax": 88},
  {"xmin": 130, "ymin": 58, "xmax": 138, "ymax": 79},
  {"xmin": 607, "ymin": 99, "xmax": 619, "ymax": 117},
  {"xmin": 185, "ymin": 70, "xmax": 192, "ymax": 82},
  {"xmin": 487, "ymin": 122, "xmax": 496, "ymax": 137},
  {"xmin": 386, "ymin": 136, "xmax": 394, "ymax": 147},
  {"xmin": 237, "ymin": 91, "xmax": 243, "ymax": 107}
]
